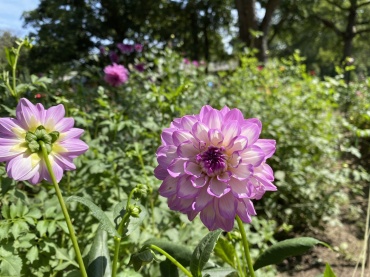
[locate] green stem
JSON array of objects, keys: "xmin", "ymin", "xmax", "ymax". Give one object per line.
[
  {"xmin": 148, "ymin": 244, "xmax": 193, "ymax": 277},
  {"xmin": 227, "ymin": 232, "xmax": 245, "ymax": 277},
  {"xmin": 112, "ymin": 205, "xmax": 131, "ymax": 277},
  {"xmin": 11, "ymin": 41, "xmax": 25, "ymax": 101},
  {"xmin": 236, "ymin": 216, "xmax": 255, "ymax": 277},
  {"xmin": 39, "ymin": 141, "xmax": 87, "ymax": 277}
]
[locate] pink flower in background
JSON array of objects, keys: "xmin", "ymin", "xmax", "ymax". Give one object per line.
[
  {"xmin": 192, "ymin": 60, "xmax": 199, "ymax": 67},
  {"xmin": 134, "ymin": 44, "xmax": 143, "ymax": 53},
  {"xmin": 109, "ymin": 51, "xmax": 119, "ymax": 63},
  {"xmin": 117, "ymin": 43, "xmax": 134, "ymax": 54},
  {"xmin": 134, "ymin": 63, "xmax": 145, "ymax": 72},
  {"xmin": 155, "ymin": 105, "xmax": 276, "ymax": 231},
  {"xmin": 104, "ymin": 63, "xmax": 129, "ymax": 86},
  {"xmin": 183, "ymin": 58, "xmax": 190, "ymax": 65},
  {"xmin": 0, "ymin": 98, "xmax": 88, "ymax": 184}
]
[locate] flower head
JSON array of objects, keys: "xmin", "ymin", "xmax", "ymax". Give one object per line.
[
  {"xmin": 134, "ymin": 63, "xmax": 145, "ymax": 72},
  {"xmin": 0, "ymin": 98, "xmax": 88, "ymax": 184},
  {"xmin": 109, "ymin": 51, "xmax": 119, "ymax": 63},
  {"xmin": 104, "ymin": 63, "xmax": 129, "ymax": 86},
  {"xmin": 117, "ymin": 43, "xmax": 134, "ymax": 54},
  {"xmin": 155, "ymin": 105, "xmax": 276, "ymax": 231},
  {"xmin": 134, "ymin": 44, "xmax": 143, "ymax": 53}
]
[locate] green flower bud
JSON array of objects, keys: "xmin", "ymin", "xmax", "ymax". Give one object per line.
[
  {"xmin": 49, "ymin": 131, "xmax": 60, "ymax": 143},
  {"xmin": 128, "ymin": 205, "xmax": 141, "ymax": 218},
  {"xmin": 25, "ymin": 132, "xmax": 37, "ymax": 143},
  {"xmin": 28, "ymin": 140, "xmax": 40, "ymax": 153}
]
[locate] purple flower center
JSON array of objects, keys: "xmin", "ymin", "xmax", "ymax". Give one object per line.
[{"xmin": 197, "ymin": 146, "xmax": 227, "ymax": 176}]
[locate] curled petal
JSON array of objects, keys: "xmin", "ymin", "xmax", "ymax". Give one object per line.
[{"xmin": 207, "ymin": 177, "xmax": 230, "ymax": 197}]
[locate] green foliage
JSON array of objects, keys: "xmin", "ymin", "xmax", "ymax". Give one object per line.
[{"xmin": 253, "ymin": 237, "xmax": 330, "ymax": 270}]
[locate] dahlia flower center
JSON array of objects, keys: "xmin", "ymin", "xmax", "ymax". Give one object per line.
[
  {"xmin": 25, "ymin": 125, "xmax": 59, "ymax": 154},
  {"xmin": 197, "ymin": 146, "xmax": 227, "ymax": 176}
]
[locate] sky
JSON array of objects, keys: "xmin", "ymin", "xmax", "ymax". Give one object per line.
[{"xmin": 0, "ymin": 0, "xmax": 39, "ymax": 36}]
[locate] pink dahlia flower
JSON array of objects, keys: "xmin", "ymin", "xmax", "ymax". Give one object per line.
[
  {"xmin": 155, "ymin": 105, "xmax": 276, "ymax": 231},
  {"xmin": 0, "ymin": 98, "xmax": 88, "ymax": 184},
  {"xmin": 104, "ymin": 63, "xmax": 129, "ymax": 86}
]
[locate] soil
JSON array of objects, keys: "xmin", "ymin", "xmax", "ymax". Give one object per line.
[{"xmin": 276, "ymin": 222, "xmax": 369, "ymax": 277}]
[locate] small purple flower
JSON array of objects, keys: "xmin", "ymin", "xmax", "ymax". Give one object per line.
[
  {"xmin": 0, "ymin": 98, "xmax": 88, "ymax": 184},
  {"xmin": 104, "ymin": 63, "xmax": 129, "ymax": 86},
  {"xmin": 134, "ymin": 63, "xmax": 145, "ymax": 72},
  {"xmin": 155, "ymin": 105, "xmax": 276, "ymax": 231},
  {"xmin": 134, "ymin": 44, "xmax": 143, "ymax": 53},
  {"xmin": 99, "ymin": 46, "xmax": 106, "ymax": 56},
  {"xmin": 183, "ymin": 58, "xmax": 190, "ymax": 65},
  {"xmin": 117, "ymin": 43, "xmax": 134, "ymax": 54},
  {"xmin": 192, "ymin": 60, "xmax": 199, "ymax": 67},
  {"xmin": 109, "ymin": 51, "xmax": 119, "ymax": 63}
]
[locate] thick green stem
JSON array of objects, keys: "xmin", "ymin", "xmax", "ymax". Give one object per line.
[
  {"xmin": 40, "ymin": 142, "xmax": 87, "ymax": 277},
  {"xmin": 236, "ymin": 216, "xmax": 255, "ymax": 277},
  {"xmin": 148, "ymin": 244, "xmax": 193, "ymax": 277},
  {"xmin": 112, "ymin": 212, "xmax": 130, "ymax": 277}
]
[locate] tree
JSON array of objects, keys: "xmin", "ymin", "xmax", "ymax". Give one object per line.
[{"xmin": 235, "ymin": 0, "xmax": 281, "ymax": 63}]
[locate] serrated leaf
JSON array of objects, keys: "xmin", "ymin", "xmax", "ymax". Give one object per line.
[
  {"xmin": 202, "ymin": 267, "xmax": 238, "ymax": 277},
  {"xmin": 57, "ymin": 221, "xmax": 70, "ymax": 234},
  {"xmin": 113, "ymin": 200, "xmax": 147, "ymax": 237},
  {"xmin": 190, "ymin": 230, "xmax": 223, "ymax": 277},
  {"xmin": 254, "ymin": 237, "xmax": 330, "ymax": 270},
  {"xmin": 26, "ymin": 208, "xmax": 42, "ymax": 219},
  {"xmin": 323, "ymin": 263, "xmax": 336, "ymax": 277},
  {"xmin": 1, "ymin": 205, "xmax": 9, "ymax": 219},
  {"xmin": 48, "ymin": 220, "xmax": 57, "ymax": 236},
  {"xmin": 11, "ymin": 220, "xmax": 29, "ymax": 239},
  {"xmin": 36, "ymin": 220, "xmax": 49, "ymax": 236},
  {"xmin": 0, "ymin": 223, "xmax": 10, "ymax": 240},
  {"xmin": 87, "ymin": 228, "xmax": 112, "ymax": 277},
  {"xmin": 214, "ymin": 237, "xmax": 236, "ymax": 268},
  {"xmin": 0, "ymin": 247, "xmax": 22, "ymax": 276},
  {"xmin": 67, "ymin": 196, "xmax": 119, "ymax": 237},
  {"xmin": 10, "ymin": 204, "xmax": 17, "ymax": 219},
  {"xmin": 55, "ymin": 248, "xmax": 79, "ymax": 268},
  {"xmin": 26, "ymin": 246, "xmax": 39, "ymax": 264},
  {"xmin": 143, "ymin": 238, "xmax": 192, "ymax": 267}
]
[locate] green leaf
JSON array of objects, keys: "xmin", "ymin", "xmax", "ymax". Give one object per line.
[
  {"xmin": 26, "ymin": 246, "xmax": 39, "ymax": 264},
  {"xmin": 202, "ymin": 267, "xmax": 238, "ymax": 277},
  {"xmin": 67, "ymin": 196, "xmax": 119, "ymax": 237},
  {"xmin": 129, "ymin": 249, "xmax": 155, "ymax": 271},
  {"xmin": 4, "ymin": 47, "xmax": 16, "ymax": 67},
  {"xmin": 214, "ymin": 237, "xmax": 236, "ymax": 268},
  {"xmin": 55, "ymin": 248, "xmax": 79, "ymax": 268},
  {"xmin": 87, "ymin": 228, "xmax": 112, "ymax": 277},
  {"xmin": 113, "ymin": 200, "xmax": 147, "ymax": 237},
  {"xmin": 36, "ymin": 220, "xmax": 49, "ymax": 237},
  {"xmin": 323, "ymin": 263, "xmax": 336, "ymax": 277},
  {"xmin": 254, "ymin": 237, "xmax": 330, "ymax": 271},
  {"xmin": 9, "ymin": 203, "xmax": 17, "ymax": 219},
  {"xmin": 11, "ymin": 220, "xmax": 29, "ymax": 239},
  {"xmin": 143, "ymin": 238, "xmax": 192, "ymax": 267},
  {"xmin": 190, "ymin": 230, "xmax": 223, "ymax": 277},
  {"xmin": 0, "ymin": 247, "xmax": 22, "ymax": 276}
]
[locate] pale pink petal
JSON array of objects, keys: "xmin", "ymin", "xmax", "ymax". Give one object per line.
[
  {"xmin": 202, "ymin": 109, "xmax": 222, "ymax": 129},
  {"xmin": 16, "ymin": 98, "xmax": 43, "ymax": 130},
  {"xmin": 240, "ymin": 145, "xmax": 265, "ymax": 167},
  {"xmin": 221, "ymin": 120, "xmax": 240, "ymax": 147},
  {"xmin": 254, "ymin": 139, "xmax": 276, "ymax": 159},
  {"xmin": 161, "ymin": 128, "xmax": 176, "ymax": 145},
  {"xmin": 193, "ymin": 186, "xmax": 213, "ymax": 211},
  {"xmin": 0, "ymin": 118, "xmax": 25, "ymax": 138},
  {"xmin": 230, "ymin": 178, "xmax": 251, "ymax": 198},
  {"xmin": 59, "ymin": 128, "xmax": 84, "ymax": 141},
  {"xmin": 159, "ymin": 175, "xmax": 178, "ymax": 197},
  {"xmin": 191, "ymin": 175, "xmax": 207, "ymax": 188},
  {"xmin": 177, "ymin": 175, "xmax": 199, "ymax": 199},
  {"xmin": 208, "ymin": 129, "xmax": 223, "ymax": 146},
  {"xmin": 157, "ymin": 146, "xmax": 177, "ymax": 168},
  {"xmin": 7, "ymin": 154, "xmax": 38, "ymax": 180},
  {"xmin": 218, "ymin": 192, "xmax": 237, "ymax": 219},
  {"xmin": 180, "ymin": 116, "xmax": 198, "ymax": 131},
  {"xmin": 217, "ymin": 171, "xmax": 231, "ymax": 182},
  {"xmin": 227, "ymin": 152, "xmax": 241, "ymax": 168},
  {"xmin": 58, "ymin": 139, "xmax": 89, "ymax": 157},
  {"xmin": 229, "ymin": 163, "xmax": 252, "ymax": 180},
  {"xmin": 199, "ymin": 105, "xmax": 213, "ymax": 121},
  {"xmin": 167, "ymin": 158, "xmax": 186, "ymax": 177},
  {"xmin": 185, "ymin": 161, "xmax": 202, "ymax": 178},
  {"xmin": 207, "ymin": 177, "xmax": 230, "ymax": 197},
  {"xmin": 54, "ymin": 118, "xmax": 75, "ymax": 133},
  {"xmin": 154, "ymin": 165, "xmax": 168, "ymax": 180},
  {"xmin": 52, "ymin": 153, "xmax": 76, "ymax": 170},
  {"xmin": 227, "ymin": 136, "xmax": 248, "ymax": 153},
  {"xmin": 200, "ymin": 202, "xmax": 216, "ymax": 230},
  {"xmin": 240, "ymin": 120, "xmax": 262, "ymax": 145},
  {"xmin": 172, "ymin": 130, "xmax": 193, "ymax": 146},
  {"xmin": 177, "ymin": 141, "xmax": 199, "ymax": 158},
  {"xmin": 192, "ymin": 122, "xmax": 209, "ymax": 143},
  {"xmin": 224, "ymin": 108, "xmax": 244, "ymax": 123}
]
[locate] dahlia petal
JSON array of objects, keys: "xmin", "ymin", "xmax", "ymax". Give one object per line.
[
  {"xmin": 59, "ymin": 128, "xmax": 84, "ymax": 141},
  {"xmin": 192, "ymin": 186, "xmax": 213, "ymax": 211},
  {"xmin": 180, "ymin": 116, "xmax": 198, "ymax": 131},
  {"xmin": 202, "ymin": 109, "xmax": 222, "ymax": 130},
  {"xmin": 7, "ymin": 153, "xmax": 40, "ymax": 180},
  {"xmin": 200, "ymin": 203, "xmax": 216, "ymax": 230},
  {"xmin": 48, "ymin": 157, "xmax": 64, "ymax": 182},
  {"xmin": 221, "ymin": 120, "xmax": 240, "ymax": 147},
  {"xmin": 157, "ymin": 146, "xmax": 177, "ymax": 168},
  {"xmin": 230, "ymin": 178, "xmax": 250, "ymax": 198},
  {"xmin": 240, "ymin": 120, "xmax": 262, "ymax": 145},
  {"xmin": 55, "ymin": 118, "xmax": 75, "ymax": 133},
  {"xmin": 167, "ymin": 158, "xmax": 186, "ymax": 177},
  {"xmin": 185, "ymin": 161, "xmax": 202, "ymax": 177},
  {"xmin": 230, "ymin": 163, "xmax": 252, "ymax": 180},
  {"xmin": 177, "ymin": 175, "xmax": 199, "ymax": 199},
  {"xmin": 208, "ymin": 177, "xmax": 230, "ymax": 197},
  {"xmin": 254, "ymin": 139, "xmax": 276, "ymax": 159},
  {"xmin": 45, "ymin": 104, "xmax": 65, "ymax": 130},
  {"xmin": 227, "ymin": 136, "xmax": 248, "ymax": 153},
  {"xmin": 58, "ymin": 139, "xmax": 89, "ymax": 157},
  {"xmin": 191, "ymin": 175, "xmax": 207, "ymax": 188},
  {"xmin": 236, "ymin": 199, "xmax": 254, "ymax": 223},
  {"xmin": 218, "ymin": 192, "xmax": 237, "ymax": 219},
  {"xmin": 0, "ymin": 118, "xmax": 25, "ymax": 138},
  {"xmin": 240, "ymin": 145, "xmax": 265, "ymax": 167},
  {"xmin": 52, "ymin": 153, "xmax": 76, "ymax": 170},
  {"xmin": 208, "ymin": 129, "xmax": 223, "ymax": 146},
  {"xmin": 0, "ymin": 144, "xmax": 24, "ymax": 162},
  {"xmin": 16, "ymin": 98, "xmax": 42, "ymax": 130},
  {"xmin": 224, "ymin": 108, "xmax": 244, "ymax": 123},
  {"xmin": 187, "ymin": 210, "xmax": 199, "ymax": 221},
  {"xmin": 172, "ymin": 130, "xmax": 193, "ymax": 146},
  {"xmin": 192, "ymin": 122, "xmax": 209, "ymax": 143},
  {"xmin": 199, "ymin": 105, "xmax": 213, "ymax": 121},
  {"xmin": 220, "ymin": 106, "xmax": 231, "ymax": 117},
  {"xmin": 177, "ymin": 141, "xmax": 199, "ymax": 158},
  {"xmin": 159, "ymin": 175, "xmax": 178, "ymax": 197},
  {"xmin": 168, "ymin": 196, "xmax": 193, "ymax": 213},
  {"xmin": 154, "ymin": 165, "xmax": 168, "ymax": 180},
  {"xmin": 254, "ymin": 175, "xmax": 277, "ymax": 191},
  {"xmin": 255, "ymin": 163, "xmax": 274, "ymax": 181},
  {"xmin": 161, "ymin": 128, "xmax": 176, "ymax": 145},
  {"xmin": 217, "ymin": 171, "xmax": 231, "ymax": 182}
]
